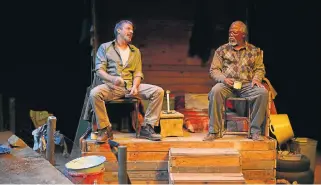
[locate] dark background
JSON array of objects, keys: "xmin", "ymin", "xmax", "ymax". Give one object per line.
[{"xmin": 0, "ymin": 0, "xmax": 320, "ymax": 149}]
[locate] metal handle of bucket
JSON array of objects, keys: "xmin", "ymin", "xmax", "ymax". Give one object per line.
[{"xmin": 270, "ymin": 124, "xmax": 275, "ymax": 135}]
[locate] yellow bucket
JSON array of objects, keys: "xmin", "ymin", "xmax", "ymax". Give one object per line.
[{"xmin": 269, "ymin": 114, "xmax": 294, "ymax": 145}]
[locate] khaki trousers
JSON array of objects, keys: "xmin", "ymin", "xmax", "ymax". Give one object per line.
[{"xmin": 89, "ymin": 83, "xmax": 164, "ymax": 129}]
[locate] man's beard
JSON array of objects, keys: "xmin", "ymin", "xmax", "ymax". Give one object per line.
[
  {"xmin": 229, "ymin": 38, "xmax": 237, "ymax": 46},
  {"xmin": 124, "ymin": 34, "xmax": 132, "ymax": 43}
]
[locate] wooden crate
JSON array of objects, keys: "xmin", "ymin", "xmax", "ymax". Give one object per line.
[
  {"xmin": 159, "ymin": 111, "xmax": 184, "ymax": 138},
  {"xmin": 169, "ymin": 148, "xmax": 242, "ymax": 173}
]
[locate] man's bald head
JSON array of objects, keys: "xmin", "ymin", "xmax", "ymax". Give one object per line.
[
  {"xmin": 228, "ymin": 21, "xmax": 248, "ymax": 46},
  {"xmin": 229, "ymin": 21, "xmax": 248, "ymax": 38}
]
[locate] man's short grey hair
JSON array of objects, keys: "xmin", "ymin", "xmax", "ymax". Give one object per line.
[
  {"xmin": 230, "ymin": 21, "xmax": 248, "ymax": 41},
  {"xmin": 114, "ymin": 20, "xmax": 134, "ymax": 37}
]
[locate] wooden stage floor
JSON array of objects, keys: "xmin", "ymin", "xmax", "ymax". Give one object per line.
[{"xmin": 81, "ymin": 131, "xmax": 277, "ymax": 184}]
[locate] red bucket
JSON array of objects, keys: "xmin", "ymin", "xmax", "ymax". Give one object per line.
[
  {"xmin": 65, "ymin": 155, "xmax": 106, "ymax": 184},
  {"xmin": 66, "ymin": 166, "xmax": 104, "ymax": 184}
]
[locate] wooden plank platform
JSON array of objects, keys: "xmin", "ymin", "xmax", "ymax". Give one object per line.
[
  {"xmin": 169, "ymin": 173, "xmax": 246, "ymax": 184},
  {"xmin": 81, "ymin": 132, "xmax": 277, "ymax": 184}
]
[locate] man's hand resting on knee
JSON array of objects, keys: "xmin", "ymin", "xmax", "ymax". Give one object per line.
[
  {"xmin": 251, "ymin": 79, "xmax": 264, "ymax": 88},
  {"xmin": 129, "ymin": 86, "xmax": 138, "ymax": 96}
]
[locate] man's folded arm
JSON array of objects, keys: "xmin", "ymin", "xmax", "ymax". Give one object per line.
[{"xmin": 209, "ymin": 51, "xmax": 226, "ymax": 83}]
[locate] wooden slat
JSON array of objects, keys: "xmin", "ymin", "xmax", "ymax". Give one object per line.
[
  {"xmin": 240, "ymin": 150, "xmax": 276, "ymax": 161},
  {"xmin": 127, "ymin": 151, "xmax": 168, "ymax": 161},
  {"xmin": 170, "ymin": 155, "xmax": 241, "ymax": 167},
  {"xmin": 170, "ymin": 166, "xmax": 241, "ymax": 173},
  {"xmin": 116, "ymin": 142, "xmax": 234, "ymax": 152},
  {"xmin": 103, "ymin": 171, "xmax": 168, "ymax": 181},
  {"xmin": 245, "ymin": 179, "xmax": 276, "ymax": 184},
  {"xmin": 170, "ymin": 173, "xmax": 245, "ymax": 184},
  {"xmin": 143, "ymin": 64, "xmax": 209, "ymax": 71},
  {"xmin": 170, "ymin": 148, "xmax": 239, "ymax": 156},
  {"xmin": 139, "ymin": 43, "xmax": 189, "ymax": 51},
  {"xmin": 242, "ymin": 169, "xmax": 276, "ymax": 180},
  {"xmin": 234, "ymin": 139, "xmax": 277, "ymax": 151},
  {"xmin": 83, "ymin": 151, "xmax": 168, "ymax": 161},
  {"xmin": 242, "ymin": 160, "xmax": 276, "ymax": 170},
  {"xmin": 153, "ymin": 84, "xmax": 212, "ymax": 94},
  {"xmin": 128, "ymin": 170, "xmax": 168, "ymax": 181},
  {"xmin": 142, "ymin": 59, "xmax": 190, "ymax": 65},
  {"xmin": 143, "ymin": 71, "xmax": 210, "ymax": 78},
  {"xmin": 104, "ymin": 161, "xmax": 168, "ymax": 171},
  {"xmin": 143, "ymin": 77, "xmax": 213, "ymax": 85}
]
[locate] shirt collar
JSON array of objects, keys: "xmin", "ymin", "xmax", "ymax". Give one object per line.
[
  {"xmin": 230, "ymin": 42, "xmax": 249, "ymax": 51},
  {"xmin": 112, "ymin": 40, "xmax": 135, "ymax": 52}
]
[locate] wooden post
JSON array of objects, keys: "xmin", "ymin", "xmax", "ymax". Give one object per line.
[
  {"xmin": 0, "ymin": 94, "xmax": 4, "ymax": 131},
  {"xmin": 9, "ymin": 97, "xmax": 15, "ymax": 134},
  {"xmin": 118, "ymin": 146, "xmax": 128, "ymax": 184},
  {"xmin": 46, "ymin": 116, "xmax": 56, "ymax": 165}
]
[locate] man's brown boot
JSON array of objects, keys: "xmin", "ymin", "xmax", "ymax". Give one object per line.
[{"xmin": 96, "ymin": 126, "xmax": 113, "ymax": 143}]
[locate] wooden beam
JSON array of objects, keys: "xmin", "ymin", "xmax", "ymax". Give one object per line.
[
  {"xmin": 142, "ymin": 64, "xmax": 209, "ymax": 71},
  {"xmin": 118, "ymin": 146, "xmax": 128, "ymax": 184},
  {"xmin": 46, "ymin": 116, "xmax": 57, "ymax": 165}
]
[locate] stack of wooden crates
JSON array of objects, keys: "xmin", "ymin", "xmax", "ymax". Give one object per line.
[{"xmin": 169, "ymin": 148, "xmax": 245, "ymax": 184}]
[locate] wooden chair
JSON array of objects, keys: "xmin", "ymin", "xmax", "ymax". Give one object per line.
[
  {"xmin": 90, "ymin": 97, "xmax": 141, "ymax": 138},
  {"xmin": 221, "ymin": 97, "xmax": 252, "ymax": 138},
  {"xmin": 221, "ymin": 83, "xmax": 273, "ymax": 138},
  {"xmin": 105, "ymin": 98, "xmax": 140, "ymax": 138}
]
